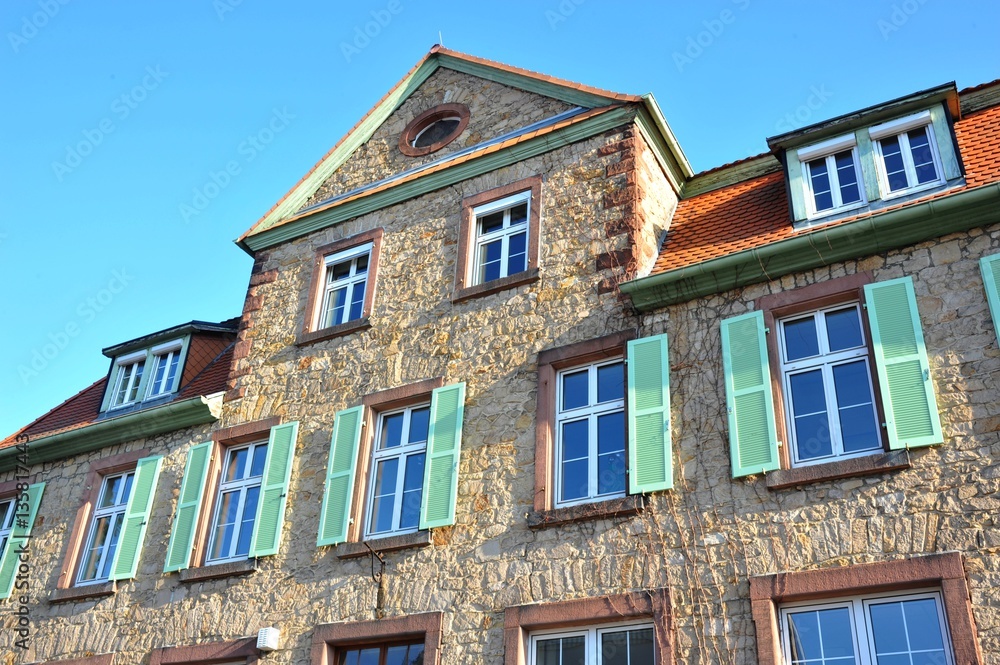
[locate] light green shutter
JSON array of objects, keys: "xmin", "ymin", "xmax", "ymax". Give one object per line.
[
  {"xmin": 163, "ymin": 442, "xmax": 212, "ymax": 573},
  {"xmin": 249, "ymin": 422, "xmax": 299, "ymax": 557},
  {"xmin": 626, "ymin": 334, "xmax": 672, "ymax": 493},
  {"xmin": 317, "ymin": 407, "xmax": 364, "ymax": 547},
  {"xmin": 864, "ymin": 277, "xmax": 943, "ymax": 448},
  {"xmin": 419, "ymin": 382, "xmax": 465, "ymax": 530},
  {"xmin": 721, "ymin": 311, "xmax": 781, "ymax": 477},
  {"xmin": 0, "ymin": 482, "xmax": 45, "ymax": 599},
  {"xmin": 979, "ymin": 254, "xmax": 1000, "ymax": 346},
  {"xmin": 111, "ymin": 455, "xmax": 163, "ymax": 580}
]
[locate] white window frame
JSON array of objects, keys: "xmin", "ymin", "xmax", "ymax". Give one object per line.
[
  {"xmin": 470, "ymin": 191, "xmax": 531, "ymax": 286},
  {"xmin": 317, "ymin": 242, "xmax": 373, "ymax": 330},
  {"xmin": 528, "ymin": 620, "xmax": 655, "ymax": 665},
  {"xmin": 870, "ymin": 111, "xmax": 945, "ymax": 199},
  {"xmin": 146, "ymin": 340, "xmax": 183, "ymax": 399},
  {"xmin": 779, "ymin": 589, "xmax": 954, "ymax": 665},
  {"xmin": 364, "ymin": 403, "xmax": 430, "ymax": 539},
  {"xmin": 798, "ymin": 133, "xmax": 867, "ymax": 219},
  {"xmin": 109, "ymin": 350, "xmax": 147, "ymax": 409},
  {"xmin": 76, "ymin": 471, "xmax": 135, "ymax": 585},
  {"xmin": 778, "ymin": 303, "xmax": 882, "ymax": 467},
  {"xmin": 0, "ymin": 497, "xmax": 15, "ymax": 561},
  {"xmin": 554, "ymin": 358, "xmax": 626, "ymax": 508},
  {"xmin": 412, "ymin": 116, "xmax": 461, "ymax": 148},
  {"xmin": 205, "ymin": 441, "xmax": 268, "ymax": 565}
]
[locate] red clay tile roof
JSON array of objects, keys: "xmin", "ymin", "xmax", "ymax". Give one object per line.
[
  {"xmin": 652, "ymin": 103, "xmax": 1000, "ymax": 275},
  {"xmin": 0, "ymin": 340, "xmax": 235, "ymax": 450}
]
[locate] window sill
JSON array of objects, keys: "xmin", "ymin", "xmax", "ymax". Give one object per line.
[
  {"xmin": 527, "ymin": 495, "xmax": 645, "ymax": 529},
  {"xmin": 766, "ymin": 450, "xmax": 911, "ymax": 490},
  {"xmin": 453, "ymin": 269, "xmax": 539, "ymax": 304},
  {"xmin": 336, "ymin": 530, "xmax": 432, "ymax": 559},
  {"xmin": 177, "ymin": 558, "xmax": 258, "ymax": 583},
  {"xmin": 297, "ymin": 317, "xmax": 372, "ymax": 346},
  {"xmin": 49, "ymin": 582, "xmax": 116, "ymax": 604}
]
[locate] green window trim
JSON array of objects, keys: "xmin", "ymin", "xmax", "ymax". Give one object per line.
[
  {"xmin": 626, "ymin": 334, "xmax": 673, "ymax": 493},
  {"xmin": 0, "ymin": 482, "xmax": 45, "ymax": 599},
  {"xmin": 163, "ymin": 441, "xmax": 212, "ymax": 573},
  {"xmin": 979, "ymin": 254, "xmax": 1000, "ymax": 346},
  {"xmin": 111, "ymin": 455, "xmax": 163, "ymax": 580},
  {"xmin": 248, "ymin": 422, "xmax": 299, "ymax": 558},
  {"xmin": 317, "ymin": 406, "xmax": 364, "ymax": 547},
  {"xmin": 864, "ymin": 277, "xmax": 943, "ymax": 449},
  {"xmin": 419, "ymin": 382, "xmax": 466, "ymax": 530}
]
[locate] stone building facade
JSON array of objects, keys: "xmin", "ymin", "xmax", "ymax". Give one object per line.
[{"xmin": 2, "ymin": 47, "xmax": 999, "ymax": 665}]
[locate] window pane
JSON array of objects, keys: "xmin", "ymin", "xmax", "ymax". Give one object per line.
[
  {"xmin": 788, "ymin": 608, "xmax": 856, "ymax": 664},
  {"xmin": 907, "ymin": 128, "xmax": 938, "ymax": 184},
  {"xmin": 825, "ymin": 307, "xmax": 864, "ymax": 352},
  {"xmin": 819, "ymin": 607, "xmax": 856, "ymax": 660},
  {"xmin": 835, "ymin": 151, "xmax": 861, "ymax": 205},
  {"xmin": 881, "ymin": 136, "xmax": 909, "ymax": 191},
  {"xmin": 561, "ymin": 419, "xmax": 589, "ymax": 502},
  {"xmin": 127, "ymin": 362, "xmax": 144, "ymax": 402},
  {"xmin": 509, "ymin": 202, "xmax": 528, "ymax": 226},
  {"xmin": 562, "ymin": 636, "xmax": 586, "ymax": 665},
  {"xmin": 400, "ymin": 454, "xmax": 424, "ymax": 529},
  {"xmin": 790, "ymin": 369, "xmax": 832, "ymax": 460},
  {"xmin": 357, "ymin": 648, "xmax": 381, "ymax": 665},
  {"xmin": 348, "ymin": 280, "xmax": 366, "ymax": 321},
  {"xmin": 81, "ymin": 516, "xmax": 112, "ymax": 580},
  {"xmin": 99, "ymin": 513, "xmax": 124, "ymax": 579},
  {"xmin": 330, "ymin": 287, "xmax": 348, "ymax": 326},
  {"xmin": 789, "ymin": 369, "xmax": 827, "ymax": 415},
  {"xmin": 478, "ymin": 240, "xmax": 503, "ymax": 282},
  {"xmin": 627, "ymin": 628, "xmax": 655, "ymax": 665},
  {"xmin": 99, "ymin": 476, "xmax": 122, "ymax": 508},
  {"xmin": 405, "ymin": 644, "xmax": 425, "ymax": 665},
  {"xmin": 479, "ymin": 210, "xmax": 504, "ymax": 234},
  {"xmin": 597, "ymin": 362, "xmax": 624, "ymax": 403},
  {"xmin": 902, "ymin": 598, "xmax": 946, "ymax": 651},
  {"xmin": 413, "ymin": 117, "xmax": 460, "ymax": 147},
  {"xmin": 536, "ymin": 638, "xmax": 562, "ymax": 665},
  {"xmin": 783, "ymin": 317, "xmax": 820, "ymax": 361},
  {"xmin": 408, "ymin": 407, "xmax": 430, "ymax": 444},
  {"xmin": 597, "ymin": 412, "xmax": 625, "ymax": 495},
  {"xmin": 330, "ymin": 260, "xmax": 351, "ymax": 281},
  {"xmin": 355, "ymin": 253, "xmax": 369, "ymax": 274},
  {"xmin": 832, "ymin": 362, "xmax": 880, "ymax": 453},
  {"xmin": 869, "ymin": 598, "xmax": 946, "ymax": 663},
  {"xmin": 562, "ymin": 370, "xmax": 590, "ymax": 411},
  {"xmin": 226, "ymin": 448, "xmax": 249, "ymax": 482},
  {"xmin": 809, "ymin": 159, "xmax": 834, "ymax": 211},
  {"xmin": 561, "ymin": 419, "xmax": 589, "ymax": 462},
  {"xmin": 602, "ymin": 631, "xmax": 629, "ymax": 665},
  {"xmin": 235, "ymin": 486, "xmax": 259, "ymax": 557},
  {"xmin": 508, "ymin": 231, "xmax": 527, "ymax": 275},
  {"xmin": 380, "ymin": 413, "xmax": 405, "ymax": 449},
  {"xmin": 250, "ymin": 443, "xmax": 269, "ymax": 477},
  {"xmin": 371, "ymin": 458, "xmax": 398, "ymax": 533},
  {"xmin": 210, "ymin": 490, "xmax": 240, "ymax": 559}
]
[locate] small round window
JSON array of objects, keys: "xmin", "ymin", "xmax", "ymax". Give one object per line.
[{"xmin": 399, "ymin": 103, "xmax": 470, "ymax": 157}]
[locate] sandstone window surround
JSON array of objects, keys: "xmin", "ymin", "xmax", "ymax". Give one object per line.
[
  {"xmin": 162, "ymin": 418, "xmax": 298, "ymax": 582},
  {"xmin": 750, "ymin": 553, "xmax": 983, "ymax": 665},
  {"xmin": 149, "ymin": 637, "xmax": 260, "ymax": 665},
  {"xmin": 311, "ymin": 612, "xmax": 443, "ymax": 665},
  {"xmin": 721, "ymin": 272, "xmax": 943, "ymax": 489},
  {"xmin": 530, "ymin": 330, "xmax": 675, "ymax": 528},
  {"xmin": 299, "ymin": 227, "xmax": 384, "ymax": 346},
  {"xmin": 454, "ymin": 176, "xmax": 542, "ymax": 303},
  {"xmin": 316, "ymin": 378, "xmax": 465, "ymax": 558},
  {"xmin": 42, "ymin": 655, "xmax": 116, "ymax": 665},
  {"xmin": 51, "ymin": 449, "xmax": 163, "ymax": 604},
  {"xmin": 504, "ymin": 590, "xmax": 674, "ymax": 665}
]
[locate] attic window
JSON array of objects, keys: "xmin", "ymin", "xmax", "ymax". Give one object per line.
[{"xmin": 399, "ymin": 103, "xmax": 470, "ymax": 157}]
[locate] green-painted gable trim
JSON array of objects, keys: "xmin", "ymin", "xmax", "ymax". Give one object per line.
[
  {"xmin": 622, "ymin": 182, "xmax": 1000, "ymax": 311},
  {"xmin": 242, "ymin": 105, "xmax": 638, "ymax": 252},
  {"xmin": 0, "ymin": 395, "xmax": 221, "ymax": 472},
  {"xmin": 634, "ymin": 105, "xmax": 686, "ymax": 195}
]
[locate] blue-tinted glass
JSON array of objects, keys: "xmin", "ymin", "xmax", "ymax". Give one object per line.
[
  {"xmin": 784, "ymin": 317, "xmax": 820, "ymax": 361},
  {"xmin": 355, "ymin": 253, "xmax": 369, "ymax": 274},
  {"xmin": 836, "ymin": 151, "xmax": 862, "ymax": 204},
  {"xmin": 385, "ymin": 645, "xmax": 408, "ymax": 665},
  {"xmin": 236, "ymin": 485, "xmax": 259, "ymax": 556},
  {"xmin": 598, "ymin": 451, "xmax": 625, "ymax": 495},
  {"xmin": 831, "ymin": 360, "xmax": 870, "ymax": 408},
  {"xmin": 165, "ymin": 353, "xmax": 180, "ymax": 387},
  {"xmin": 330, "ymin": 286, "xmax": 347, "ymax": 326},
  {"xmin": 795, "ymin": 413, "xmax": 833, "ymax": 460},
  {"xmin": 338, "ymin": 648, "xmax": 359, "ymax": 665},
  {"xmin": 562, "ymin": 370, "xmax": 589, "ymax": 410},
  {"xmin": 408, "ymin": 407, "xmax": 430, "ymax": 443},
  {"xmin": 787, "ymin": 611, "xmax": 823, "ymax": 660},
  {"xmin": 875, "ymin": 655, "xmax": 910, "ymax": 665},
  {"xmin": 561, "ymin": 420, "xmax": 589, "ymax": 461},
  {"xmin": 902, "ymin": 599, "xmax": 945, "ymax": 651},
  {"xmin": 810, "ymin": 159, "xmax": 834, "ymax": 211},
  {"xmin": 479, "ymin": 210, "xmax": 504, "ymax": 234},
  {"xmin": 508, "ymin": 231, "xmax": 527, "ymax": 275},
  {"xmin": 403, "ymin": 453, "xmax": 424, "ymax": 492},
  {"xmin": 597, "ymin": 362, "xmax": 624, "ymax": 403},
  {"xmin": 371, "ymin": 458, "xmax": 398, "ymax": 532},
  {"xmin": 226, "ymin": 448, "xmax": 248, "ymax": 482},
  {"xmin": 357, "ymin": 648, "xmax": 380, "ymax": 665},
  {"xmin": 869, "ymin": 601, "xmax": 908, "ymax": 654},
  {"xmin": 908, "ymin": 128, "xmax": 938, "ymax": 184},
  {"xmin": 838, "ymin": 405, "xmax": 880, "ymax": 453},
  {"xmin": 348, "ymin": 280, "xmax": 365, "ymax": 321},
  {"xmin": 509, "ymin": 203, "xmax": 528, "ymax": 225},
  {"xmin": 825, "ymin": 307, "xmax": 863, "ymax": 351},
  {"xmin": 597, "ymin": 412, "xmax": 625, "ymax": 455},
  {"xmin": 250, "ymin": 443, "xmax": 268, "ymax": 477},
  {"xmin": 819, "ymin": 607, "xmax": 856, "ymax": 659},
  {"xmin": 380, "ymin": 413, "xmax": 404, "ymax": 449},
  {"xmin": 790, "ymin": 370, "xmax": 827, "ymax": 415},
  {"xmin": 100, "ymin": 514, "xmax": 124, "ymax": 579},
  {"xmin": 400, "ymin": 490, "xmax": 421, "ymax": 529},
  {"xmin": 406, "ymin": 644, "xmax": 425, "ymax": 665},
  {"xmin": 480, "ymin": 240, "xmax": 502, "ymax": 282},
  {"xmin": 120, "ymin": 473, "xmax": 134, "ymax": 504},
  {"xmin": 561, "ymin": 458, "xmax": 588, "ymax": 502},
  {"xmin": 330, "ymin": 260, "xmax": 351, "ymax": 281},
  {"xmin": 881, "ymin": 136, "xmax": 909, "ymax": 191}
]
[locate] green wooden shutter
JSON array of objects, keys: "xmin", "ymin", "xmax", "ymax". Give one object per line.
[
  {"xmin": 163, "ymin": 442, "xmax": 212, "ymax": 573},
  {"xmin": 111, "ymin": 455, "xmax": 163, "ymax": 580},
  {"xmin": 317, "ymin": 407, "xmax": 364, "ymax": 547},
  {"xmin": 720, "ymin": 311, "xmax": 781, "ymax": 477},
  {"xmin": 980, "ymin": 254, "xmax": 1000, "ymax": 346},
  {"xmin": 249, "ymin": 421, "xmax": 299, "ymax": 557},
  {"xmin": 0, "ymin": 482, "xmax": 45, "ymax": 599},
  {"xmin": 419, "ymin": 382, "xmax": 465, "ymax": 530},
  {"xmin": 864, "ymin": 277, "xmax": 943, "ymax": 448},
  {"xmin": 626, "ymin": 334, "xmax": 672, "ymax": 493}
]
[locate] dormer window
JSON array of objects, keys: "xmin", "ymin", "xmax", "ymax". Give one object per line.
[
  {"xmin": 110, "ymin": 351, "xmax": 147, "ymax": 408},
  {"xmin": 798, "ymin": 134, "xmax": 866, "ymax": 219},
  {"xmin": 870, "ymin": 111, "xmax": 944, "ymax": 198},
  {"xmin": 146, "ymin": 340, "xmax": 183, "ymax": 398}
]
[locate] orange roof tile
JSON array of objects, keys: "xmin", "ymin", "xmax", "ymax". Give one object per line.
[{"xmin": 652, "ymin": 103, "xmax": 1000, "ymax": 275}]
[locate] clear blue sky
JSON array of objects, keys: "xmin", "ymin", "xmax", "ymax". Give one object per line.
[{"xmin": 2, "ymin": 0, "xmax": 997, "ymax": 437}]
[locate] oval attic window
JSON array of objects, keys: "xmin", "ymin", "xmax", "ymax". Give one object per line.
[{"xmin": 399, "ymin": 103, "xmax": 470, "ymax": 157}]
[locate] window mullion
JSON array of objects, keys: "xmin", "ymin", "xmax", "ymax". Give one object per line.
[{"xmin": 229, "ymin": 486, "xmax": 248, "ymax": 559}]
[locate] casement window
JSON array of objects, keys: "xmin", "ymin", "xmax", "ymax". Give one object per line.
[
  {"xmin": 530, "ymin": 622, "xmax": 654, "ymax": 665},
  {"xmin": 871, "ymin": 111, "xmax": 944, "ymax": 198},
  {"xmin": 317, "ymin": 381, "xmax": 465, "ymax": 548},
  {"xmin": 533, "ymin": 332, "xmax": 671, "ymax": 522},
  {"xmin": 780, "ymin": 591, "xmax": 953, "ymax": 665},
  {"xmin": 311, "ymin": 612, "xmax": 443, "ymax": 665},
  {"xmin": 0, "ymin": 482, "xmax": 45, "ymax": 600},
  {"xmin": 0, "ymin": 498, "xmax": 14, "ymax": 561},
  {"xmin": 721, "ymin": 275, "xmax": 943, "ymax": 482},
  {"xmin": 164, "ymin": 422, "xmax": 299, "ymax": 573},
  {"xmin": 146, "ymin": 340, "xmax": 183, "ymax": 398},
  {"xmin": 455, "ymin": 177, "xmax": 542, "ymax": 302},
  {"xmin": 301, "ymin": 229, "xmax": 383, "ymax": 345},
  {"xmin": 337, "ymin": 641, "xmax": 425, "ymax": 665},
  {"xmin": 110, "ymin": 351, "xmax": 147, "ymax": 408},
  {"xmin": 77, "ymin": 471, "xmax": 134, "ymax": 584},
  {"xmin": 798, "ymin": 134, "xmax": 866, "ymax": 219}
]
